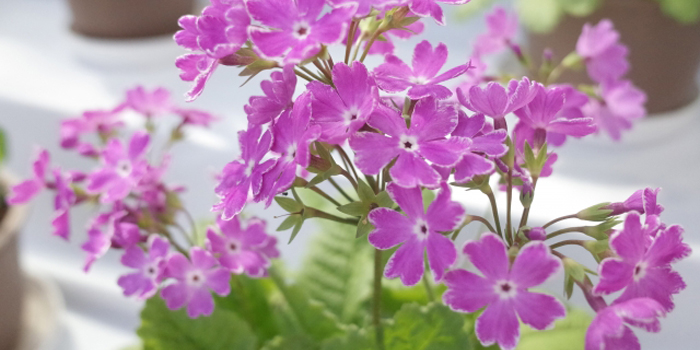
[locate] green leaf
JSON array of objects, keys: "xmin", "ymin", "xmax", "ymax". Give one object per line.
[
  {"xmin": 297, "ymin": 218, "xmax": 373, "ymax": 324},
  {"xmin": 320, "ymin": 326, "xmax": 375, "ymax": 350},
  {"xmin": 337, "ymin": 201, "xmax": 368, "ymax": 217},
  {"xmin": 214, "ymin": 275, "xmax": 279, "ymax": 343},
  {"xmin": 558, "ymin": 0, "xmax": 601, "ymax": 16},
  {"xmin": 138, "ymin": 297, "xmax": 257, "ymax": 350},
  {"xmin": 384, "ymin": 302, "xmax": 471, "ymax": 350},
  {"xmin": 515, "ymin": 0, "xmax": 564, "ymax": 33},
  {"xmin": 375, "ymin": 191, "xmax": 394, "ymax": 208},
  {"xmin": 517, "ymin": 308, "xmax": 592, "ymax": 350},
  {"xmin": 421, "ymin": 188, "xmax": 436, "ymax": 211},
  {"xmin": 0, "ymin": 128, "xmax": 7, "ymax": 164},
  {"xmin": 261, "ymin": 335, "xmax": 318, "ymax": 350},
  {"xmin": 356, "ymin": 215, "xmax": 374, "ymax": 238},
  {"xmin": 275, "ymin": 196, "xmax": 303, "ymax": 213},
  {"xmin": 357, "ymin": 180, "xmax": 376, "ymax": 203},
  {"xmin": 277, "ymin": 215, "xmax": 302, "ymax": 231},
  {"xmin": 657, "ymin": 0, "xmax": 700, "ymax": 24},
  {"xmin": 288, "ymin": 218, "xmax": 304, "ymax": 243}
]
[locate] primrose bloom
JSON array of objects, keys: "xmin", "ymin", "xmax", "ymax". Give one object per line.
[
  {"xmin": 82, "ymin": 211, "xmax": 142, "ymax": 271},
  {"xmin": 8, "ymin": 148, "xmax": 50, "ymax": 205},
  {"xmin": 206, "ymin": 216, "xmax": 276, "ymax": 277},
  {"xmin": 213, "ymin": 125, "xmax": 276, "ymax": 219},
  {"xmin": 161, "ymin": 247, "xmax": 231, "ymax": 318},
  {"xmin": 125, "ymin": 86, "xmax": 173, "ymax": 117},
  {"xmin": 576, "ymin": 19, "xmax": 629, "ymax": 83},
  {"xmin": 351, "ymin": 12, "xmax": 425, "ymax": 56},
  {"xmin": 585, "ymin": 80, "xmax": 646, "ymax": 140},
  {"xmin": 118, "ymin": 235, "xmax": 170, "ymax": 299},
  {"xmin": 246, "ymin": 0, "xmax": 354, "ymax": 63},
  {"xmin": 308, "ymin": 61, "xmax": 377, "ymax": 144},
  {"xmin": 593, "ymin": 212, "xmax": 690, "ymax": 312},
  {"xmin": 513, "ymin": 85, "xmax": 596, "ymax": 150},
  {"xmin": 447, "ymin": 112, "xmax": 508, "ymax": 183},
  {"xmin": 368, "ymin": 183, "xmax": 464, "ymax": 285},
  {"xmin": 60, "ymin": 108, "xmax": 124, "ymax": 152},
  {"xmin": 443, "ymin": 233, "xmax": 566, "ymax": 350},
  {"xmin": 328, "ymin": 0, "xmax": 400, "ymax": 17},
  {"xmin": 51, "ymin": 169, "xmax": 76, "ymax": 240},
  {"xmin": 86, "ymin": 132, "xmax": 152, "ymax": 203},
  {"xmin": 245, "ymin": 65, "xmax": 296, "ymax": 125},
  {"xmin": 585, "ymin": 298, "xmax": 666, "ymax": 350},
  {"xmin": 473, "ymin": 6, "xmax": 518, "ymax": 57},
  {"xmin": 606, "ymin": 189, "xmax": 644, "ymax": 216},
  {"xmin": 408, "ymin": 0, "xmax": 469, "ymax": 25},
  {"xmin": 373, "ymin": 40, "xmax": 471, "ymax": 100},
  {"xmin": 350, "ymin": 98, "xmax": 469, "ymax": 188},
  {"xmin": 458, "ymin": 77, "xmax": 538, "ymax": 129}
]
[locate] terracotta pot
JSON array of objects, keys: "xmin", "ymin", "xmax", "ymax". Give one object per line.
[
  {"xmin": 67, "ymin": 0, "xmax": 196, "ymax": 39},
  {"xmin": 526, "ymin": 0, "xmax": 700, "ymax": 114},
  {"xmin": 0, "ymin": 178, "xmax": 27, "ymax": 350}
]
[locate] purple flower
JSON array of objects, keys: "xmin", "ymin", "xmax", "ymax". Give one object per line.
[
  {"xmin": 172, "ymin": 108, "xmax": 218, "ymax": 126},
  {"xmin": 408, "ymin": 0, "xmax": 469, "ymax": 25},
  {"xmin": 246, "ymin": 0, "xmax": 354, "ymax": 63},
  {"xmin": 82, "ymin": 210, "xmax": 142, "ymax": 271},
  {"xmin": 8, "ymin": 148, "xmax": 50, "ymax": 205},
  {"xmin": 175, "ymin": 0, "xmax": 250, "ymax": 58},
  {"xmin": 213, "ymin": 125, "xmax": 276, "ymax": 219},
  {"xmin": 176, "ymin": 53, "xmax": 220, "ymax": 102},
  {"xmin": 118, "ymin": 235, "xmax": 170, "ymax": 299},
  {"xmin": 206, "ymin": 216, "xmax": 276, "ymax": 277},
  {"xmin": 308, "ymin": 61, "xmax": 377, "ymax": 144},
  {"xmin": 443, "ymin": 233, "xmax": 566, "ymax": 350},
  {"xmin": 513, "ymin": 85, "xmax": 596, "ymax": 150},
  {"xmin": 60, "ymin": 108, "xmax": 125, "ymax": 152},
  {"xmin": 447, "ymin": 112, "xmax": 507, "ymax": 183},
  {"xmin": 473, "ymin": 6, "xmax": 518, "ymax": 57},
  {"xmin": 576, "ymin": 20, "xmax": 629, "ymax": 83},
  {"xmin": 368, "ymin": 182, "xmax": 464, "ymax": 285},
  {"xmin": 584, "ymin": 80, "xmax": 646, "ymax": 140},
  {"xmin": 161, "ymin": 247, "xmax": 231, "ymax": 318},
  {"xmin": 606, "ymin": 189, "xmax": 644, "ymax": 216},
  {"xmin": 373, "ymin": 40, "xmax": 471, "ymax": 100},
  {"xmin": 458, "ymin": 77, "xmax": 539, "ymax": 129},
  {"xmin": 526, "ymin": 227, "xmax": 546, "ymax": 241},
  {"xmin": 51, "ymin": 169, "xmax": 76, "ymax": 240},
  {"xmin": 125, "ymin": 86, "xmax": 173, "ymax": 117},
  {"xmin": 86, "ymin": 132, "xmax": 151, "ymax": 203},
  {"xmin": 347, "ymin": 12, "xmax": 425, "ymax": 56},
  {"xmin": 257, "ymin": 93, "xmax": 321, "ymax": 205},
  {"xmin": 328, "ymin": 0, "xmax": 400, "ymax": 17},
  {"xmin": 245, "ymin": 65, "xmax": 297, "ymax": 125},
  {"xmin": 350, "ymin": 98, "xmax": 469, "ymax": 188},
  {"xmin": 593, "ymin": 212, "xmax": 690, "ymax": 312},
  {"xmin": 585, "ymin": 298, "xmax": 666, "ymax": 350}
]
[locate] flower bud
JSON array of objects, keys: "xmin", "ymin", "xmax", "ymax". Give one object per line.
[
  {"xmin": 577, "ymin": 202, "xmax": 613, "ymax": 221},
  {"xmin": 526, "ymin": 227, "xmax": 546, "ymax": 241}
]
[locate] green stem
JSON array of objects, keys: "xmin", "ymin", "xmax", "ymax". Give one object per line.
[
  {"xmin": 543, "ymin": 214, "xmax": 578, "ymax": 229},
  {"xmin": 336, "ymin": 146, "xmax": 360, "ymax": 185},
  {"xmin": 518, "ymin": 178, "xmax": 537, "ymax": 229},
  {"xmin": 484, "ymin": 190, "xmax": 504, "ymax": 238},
  {"xmin": 299, "ymin": 65, "xmax": 329, "ymax": 83},
  {"xmin": 452, "ymin": 215, "xmax": 497, "ymax": 240},
  {"xmin": 345, "ymin": 20, "xmax": 357, "ymax": 64},
  {"xmin": 546, "ymin": 226, "xmax": 586, "ymax": 240},
  {"xmin": 328, "ymin": 177, "xmax": 354, "ymax": 203},
  {"xmin": 293, "ymin": 68, "xmax": 314, "ymax": 82},
  {"xmin": 550, "ymin": 239, "xmax": 586, "ymax": 250},
  {"xmin": 506, "ymin": 166, "xmax": 514, "ymax": 245},
  {"xmin": 373, "ymin": 249, "xmax": 385, "ymax": 350},
  {"xmin": 360, "ymin": 30, "xmax": 382, "ymax": 62},
  {"xmin": 422, "ymin": 273, "xmax": 435, "ymax": 302},
  {"xmin": 306, "ymin": 207, "xmax": 358, "ymax": 226}
]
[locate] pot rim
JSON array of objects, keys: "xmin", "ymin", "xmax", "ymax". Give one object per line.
[{"xmin": 0, "ymin": 171, "xmax": 29, "ymax": 251}]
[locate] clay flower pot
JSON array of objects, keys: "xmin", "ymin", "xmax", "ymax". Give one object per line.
[
  {"xmin": 527, "ymin": 0, "xmax": 700, "ymax": 114},
  {"xmin": 0, "ymin": 177, "xmax": 27, "ymax": 350},
  {"xmin": 67, "ymin": 0, "xmax": 196, "ymax": 39}
]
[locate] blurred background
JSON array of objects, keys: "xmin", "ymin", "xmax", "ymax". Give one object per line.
[{"xmin": 1, "ymin": 0, "xmax": 699, "ymax": 349}]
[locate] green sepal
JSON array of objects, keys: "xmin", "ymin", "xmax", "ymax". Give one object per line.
[
  {"xmin": 277, "ymin": 214, "xmax": 302, "ymax": 231},
  {"xmin": 576, "ymin": 202, "xmax": 613, "ymax": 221},
  {"xmin": 275, "ymin": 196, "xmax": 303, "ymax": 213},
  {"xmin": 337, "ymin": 201, "xmax": 367, "ymax": 217}
]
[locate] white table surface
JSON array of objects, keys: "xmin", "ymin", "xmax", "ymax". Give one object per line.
[{"xmin": 1, "ymin": 0, "xmax": 699, "ymax": 349}]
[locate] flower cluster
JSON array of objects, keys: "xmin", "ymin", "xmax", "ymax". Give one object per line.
[{"xmin": 14, "ymin": 2, "xmax": 687, "ymax": 350}]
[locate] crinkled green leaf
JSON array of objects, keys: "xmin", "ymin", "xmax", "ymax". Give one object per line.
[
  {"xmin": 138, "ymin": 297, "xmax": 257, "ymax": 350},
  {"xmin": 320, "ymin": 326, "xmax": 375, "ymax": 350},
  {"xmin": 517, "ymin": 308, "xmax": 592, "ymax": 350},
  {"xmin": 384, "ymin": 302, "xmax": 471, "ymax": 350},
  {"xmin": 516, "ymin": 0, "xmax": 564, "ymax": 33},
  {"xmin": 261, "ymin": 335, "xmax": 318, "ymax": 350},
  {"xmin": 214, "ymin": 275, "xmax": 279, "ymax": 343}
]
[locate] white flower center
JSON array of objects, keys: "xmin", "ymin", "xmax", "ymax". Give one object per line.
[
  {"xmin": 413, "ymin": 219, "xmax": 429, "ymax": 237},
  {"xmin": 116, "ymin": 160, "xmax": 132, "ymax": 177},
  {"xmin": 226, "ymin": 239, "xmax": 241, "ymax": 254},
  {"xmin": 633, "ymin": 261, "xmax": 648, "ymax": 282},
  {"xmin": 244, "ymin": 161, "xmax": 255, "ymax": 177},
  {"xmin": 285, "ymin": 143, "xmax": 298, "ymax": 163},
  {"xmin": 399, "ymin": 135, "xmax": 418, "ymax": 152},
  {"xmin": 186, "ymin": 270, "xmax": 205, "ymax": 287},
  {"xmin": 292, "ymin": 21, "xmax": 311, "ymax": 39},
  {"xmin": 143, "ymin": 263, "xmax": 159, "ymax": 278},
  {"xmin": 410, "ymin": 76, "xmax": 428, "ymax": 84},
  {"xmin": 494, "ymin": 280, "xmax": 518, "ymax": 299},
  {"xmin": 342, "ymin": 107, "xmax": 360, "ymax": 124}
]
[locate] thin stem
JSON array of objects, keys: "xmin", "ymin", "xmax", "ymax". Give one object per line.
[
  {"xmin": 312, "ymin": 59, "xmax": 332, "ymax": 82},
  {"xmin": 180, "ymin": 208, "xmax": 198, "ymax": 244},
  {"xmin": 345, "ymin": 19, "xmax": 357, "ymax": 64},
  {"xmin": 546, "ymin": 226, "xmax": 586, "ymax": 240},
  {"xmin": 422, "ymin": 273, "xmax": 435, "ymax": 302},
  {"xmin": 328, "ymin": 177, "xmax": 354, "ymax": 202},
  {"xmin": 543, "ymin": 214, "xmax": 577, "ymax": 229},
  {"xmin": 550, "ymin": 239, "xmax": 586, "ymax": 250},
  {"xmin": 485, "ymin": 191, "xmax": 503, "ymax": 238},
  {"xmin": 293, "ymin": 68, "xmax": 314, "ymax": 82},
  {"xmin": 310, "ymin": 185, "xmax": 342, "ymax": 207},
  {"xmin": 518, "ymin": 178, "xmax": 538, "ymax": 229},
  {"xmin": 451, "ymin": 215, "xmax": 498, "ymax": 241},
  {"xmin": 373, "ymin": 249, "xmax": 385, "ymax": 350},
  {"xmin": 340, "ymin": 169, "xmax": 358, "ymax": 189},
  {"xmin": 360, "ymin": 30, "xmax": 382, "ymax": 62},
  {"xmin": 506, "ymin": 166, "xmax": 514, "ymax": 245},
  {"xmin": 299, "ymin": 65, "xmax": 329, "ymax": 83},
  {"xmin": 306, "ymin": 207, "xmax": 358, "ymax": 226},
  {"xmin": 469, "ymin": 215, "xmax": 498, "ymax": 234}
]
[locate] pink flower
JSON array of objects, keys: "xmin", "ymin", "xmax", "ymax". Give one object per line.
[
  {"xmin": 443, "ymin": 233, "xmax": 566, "ymax": 350},
  {"xmin": 82, "ymin": 210, "xmax": 142, "ymax": 271},
  {"xmin": 245, "ymin": 65, "xmax": 297, "ymax": 125},
  {"xmin": 8, "ymin": 148, "xmax": 50, "ymax": 204},
  {"xmin": 593, "ymin": 212, "xmax": 690, "ymax": 312},
  {"xmin": 86, "ymin": 132, "xmax": 151, "ymax": 203},
  {"xmin": 161, "ymin": 247, "xmax": 231, "ymax": 318},
  {"xmin": 447, "ymin": 112, "xmax": 507, "ymax": 183},
  {"xmin": 408, "ymin": 0, "xmax": 469, "ymax": 25},
  {"xmin": 328, "ymin": 0, "xmax": 400, "ymax": 17},
  {"xmin": 175, "ymin": 53, "xmax": 220, "ymax": 102},
  {"xmin": 368, "ymin": 183, "xmax": 464, "ymax": 285},
  {"xmin": 51, "ymin": 169, "xmax": 76, "ymax": 240},
  {"xmin": 118, "ymin": 235, "xmax": 170, "ymax": 299},
  {"xmin": 350, "ymin": 98, "xmax": 469, "ymax": 188},
  {"xmin": 213, "ymin": 125, "xmax": 276, "ymax": 219},
  {"xmin": 576, "ymin": 19, "xmax": 629, "ymax": 84},
  {"xmin": 308, "ymin": 61, "xmax": 377, "ymax": 144},
  {"xmin": 458, "ymin": 77, "xmax": 539, "ymax": 129},
  {"xmin": 585, "ymin": 298, "xmax": 666, "ymax": 350},
  {"xmin": 347, "ymin": 12, "xmax": 425, "ymax": 56},
  {"xmin": 60, "ymin": 107, "xmax": 125, "ymax": 153},
  {"xmin": 206, "ymin": 216, "xmax": 277, "ymax": 277},
  {"xmin": 473, "ymin": 6, "xmax": 518, "ymax": 57},
  {"xmin": 257, "ymin": 93, "xmax": 321, "ymax": 205},
  {"xmin": 513, "ymin": 85, "xmax": 596, "ymax": 150},
  {"xmin": 246, "ymin": 0, "xmax": 354, "ymax": 63},
  {"xmin": 175, "ymin": 0, "xmax": 250, "ymax": 59},
  {"xmin": 373, "ymin": 40, "xmax": 471, "ymax": 100},
  {"xmin": 584, "ymin": 80, "xmax": 646, "ymax": 141},
  {"xmin": 125, "ymin": 86, "xmax": 174, "ymax": 117}
]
